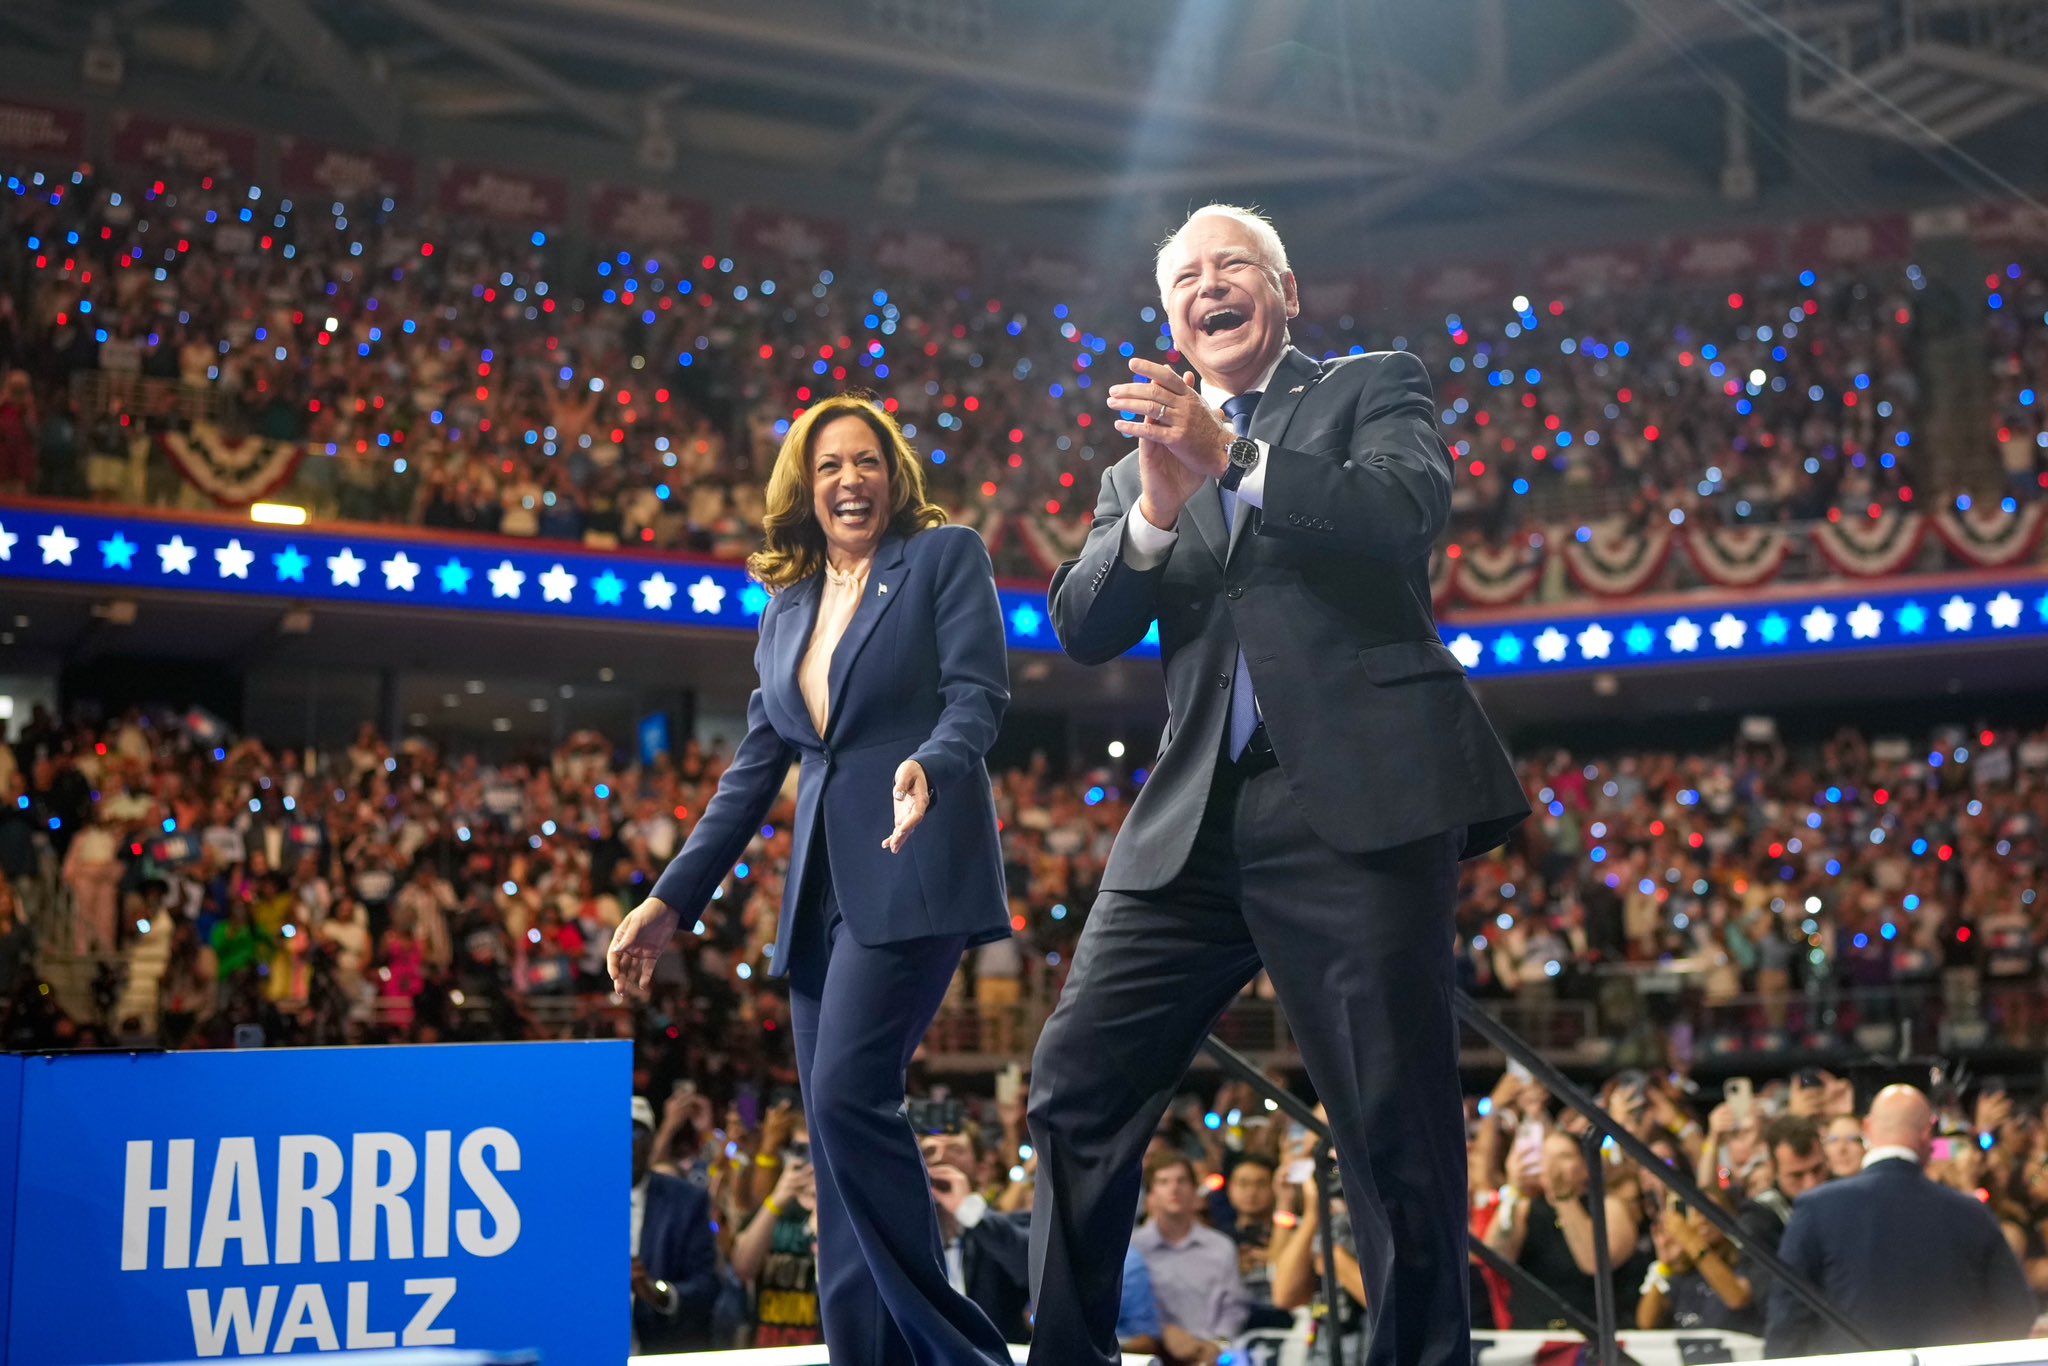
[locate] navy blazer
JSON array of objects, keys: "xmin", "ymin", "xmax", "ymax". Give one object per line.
[
  {"xmin": 636, "ymin": 1173, "xmax": 719, "ymax": 1351},
  {"xmin": 1764, "ymin": 1156, "xmax": 2037, "ymax": 1356},
  {"xmin": 650, "ymin": 525, "xmax": 1012, "ymax": 975}
]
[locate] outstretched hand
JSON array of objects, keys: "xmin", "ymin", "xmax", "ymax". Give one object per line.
[
  {"xmin": 884, "ymin": 759, "xmax": 930, "ymax": 854},
  {"xmin": 608, "ymin": 897, "xmax": 680, "ymax": 997}
]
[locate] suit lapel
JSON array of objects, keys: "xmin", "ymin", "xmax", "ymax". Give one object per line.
[
  {"xmin": 775, "ymin": 577, "xmax": 825, "ymax": 745},
  {"xmin": 1230, "ymin": 347, "xmax": 1323, "ymax": 560},
  {"xmin": 824, "ymin": 534, "xmax": 909, "ymax": 739}
]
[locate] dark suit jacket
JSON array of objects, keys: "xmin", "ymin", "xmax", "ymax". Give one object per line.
[
  {"xmin": 636, "ymin": 1173, "xmax": 719, "ymax": 1351},
  {"xmin": 651, "ymin": 526, "xmax": 1012, "ymax": 973},
  {"xmin": 1051, "ymin": 346, "xmax": 1527, "ymax": 891},
  {"xmin": 1765, "ymin": 1157, "xmax": 2037, "ymax": 1356},
  {"xmin": 962, "ymin": 1209, "xmax": 1033, "ymax": 1343}
]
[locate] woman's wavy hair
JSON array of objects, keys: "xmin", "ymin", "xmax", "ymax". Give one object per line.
[{"xmin": 747, "ymin": 393, "xmax": 947, "ymax": 592}]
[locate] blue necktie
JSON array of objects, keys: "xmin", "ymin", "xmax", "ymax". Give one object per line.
[{"xmin": 1220, "ymin": 393, "xmax": 1261, "ymax": 760}]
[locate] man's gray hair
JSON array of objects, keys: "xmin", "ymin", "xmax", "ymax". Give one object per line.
[{"xmin": 1155, "ymin": 203, "xmax": 1291, "ymax": 294}]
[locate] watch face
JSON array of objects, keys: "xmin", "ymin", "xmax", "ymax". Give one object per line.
[{"xmin": 1230, "ymin": 438, "xmax": 1259, "ymax": 468}]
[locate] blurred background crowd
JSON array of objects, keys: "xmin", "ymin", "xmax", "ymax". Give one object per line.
[
  {"xmin": 4, "ymin": 23, "xmax": 2048, "ymax": 1356},
  {"xmin": 2, "ymin": 692, "xmax": 2046, "ymax": 1352},
  {"xmin": 12, "ymin": 0, "xmax": 2048, "ymax": 1359},
  {"xmin": 4, "ymin": 168, "xmax": 2048, "ymax": 598}
]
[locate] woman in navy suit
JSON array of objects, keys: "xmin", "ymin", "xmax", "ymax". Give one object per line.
[{"xmin": 609, "ymin": 393, "xmax": 1015, "ymax": 1366}]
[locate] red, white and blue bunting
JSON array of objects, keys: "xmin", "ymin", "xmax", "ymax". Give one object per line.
[
  {"xmin": 1452, "ymin": 539, "xmax": 1543, "ymax": 606},
  {"xmin": 1931, "ymin": 500, "xmax": 2046, "ymax": 567},
  {"xmin": 157, "ymin": 426, "xmax": 308, "ymax": 506},
  {"xmin": 1684, "ymin": 524, "xmax": 1793, "ymax": 588},
  {"xmin": 1014, "ymin": 510, "xmax": 1090, "ymax": 575},
  {"xmin": 1810, "ymin": 511, "xmax": 1927, "ymax": 578},
  {"xmin": 1559, "ymin": 519, "xmax": 1674, "ymax": 597}
]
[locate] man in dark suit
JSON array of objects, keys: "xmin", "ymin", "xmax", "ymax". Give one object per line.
[
  {"xmin": 632, "ymin": 1097, "xmax": 720, "ymax": 1352},
  {"xmin": 1765, "ymin": 1085, "xmax": 2036, "ymax": 1356},
  {"xmin": 1025, "ymin": 204, "xmax": 1528, "ymax": 1366},
  {"xmin": 925, "ymin": 1131, "xmax": 1034, "ymax": 1343}
]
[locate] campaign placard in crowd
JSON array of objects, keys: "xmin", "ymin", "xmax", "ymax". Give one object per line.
[{"xmin": 3, "ymin": 1041, "xmax": 628, "ymax": 1363}]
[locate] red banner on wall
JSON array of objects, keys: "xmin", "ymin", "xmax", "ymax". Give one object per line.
[
  {"xmin": 1405, "ymin": 260, "xmax": 1511, "ymax": 314},
  {"xmin": 589, "ymin": 184, "xmax": 713, "ymax": 250},
  {"xmin": 871, "ymin": 227, "xmax": 979, "ymax": 283},
  {"xmin": 1786, "ymin": 214, "xmax": 1911, "ymax": 266},
  {"xmin": 437, "ymin": 163, "xmax": 568, "ymax": 224},
  {"xmin": 732, "ymin": 206, "xmax": 849, "ymax": 264},
  {"xmin": 275, "ymin": 136, "xmax": 414, "ymax": 199},
  {"xmin": 0, "ymin": 100, "xmax": 85, "ymax": 163},
  {"xmin": 1662, "ymin": 229, "xmax": 1780, "ymax": 282},
  {"xmin": 1536, "ymin": 244, "xmax": 1653, "ymax": 296},
  {"xmin": 111, "ymin": 113, "xmax": 258, "ymax": 178}
]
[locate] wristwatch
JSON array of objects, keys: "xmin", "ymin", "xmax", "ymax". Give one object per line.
[{"xmin": 1219, "ymin": 436, "xmax": 1260, "ymax": 491}]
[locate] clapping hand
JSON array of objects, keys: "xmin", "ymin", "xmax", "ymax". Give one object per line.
[
  {"xmin": 1109, "ymin": 359, "xmax": 1234, "ymax": 481},
  {"xmin": 1106, "ymin": 363, "xmax": 1215, "ymax": 530}
]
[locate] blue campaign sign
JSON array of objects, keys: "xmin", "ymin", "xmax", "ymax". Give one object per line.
[{"xmin": 7, "ymin": 1041, "xmax": 629, "ymax": 1364}]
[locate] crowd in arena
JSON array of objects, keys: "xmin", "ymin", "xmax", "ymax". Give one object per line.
[
  {"xmin": 3, "ymin": 166, "xmax": 2040, "ymax": 589},
  {"xmin": 7, "ymin": 163, "xmax": 2048, "ymax": 1354},
  {"xmin": 4, "ymin": 701, "xmax": 2045, "ymax": 1062},
  {"xmin": 1, "ymin": 695, "xmax": 2047, "ymax": 1349}
]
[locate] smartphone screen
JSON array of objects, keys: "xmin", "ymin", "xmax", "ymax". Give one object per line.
[{"xmin": 1285, "ymin": 1157, "xmax": 1314, "ymax": 1186}]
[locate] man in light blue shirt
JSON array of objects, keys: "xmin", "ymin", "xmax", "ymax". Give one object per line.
[{"xmin": 1129, "ymin": 1155, "xmax": 1247, "ymax": 1365}]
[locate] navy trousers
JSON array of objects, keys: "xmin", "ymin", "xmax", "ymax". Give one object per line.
[{"xmin": 786, "ymin": 866, "xmax": 1012, "ymax": 1366}]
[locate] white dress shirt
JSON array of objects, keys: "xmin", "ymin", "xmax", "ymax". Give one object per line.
[
  {"xmin": 943, "ymin": 1193, "xmax": 989, "ymax": 1293},
  {"xmin": 1861, "ymin": 1144, "xmax": 1922, "ymax": 1169},
  {"xmin": 1123, "ymin": 350, "xmax": 1287, "ymax": 569}
]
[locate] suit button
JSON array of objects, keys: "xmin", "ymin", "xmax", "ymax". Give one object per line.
[
  {"xmin": 1217, "ymin": 674, "xmax": 1229, "ymax": 688},
  {"xmin": 1227, "ymin": 586, "xmax": 1243, "ymax": 600},
  {"xmin": 821, "ymin": 747, "xmax": 832, "ymax": 763}
]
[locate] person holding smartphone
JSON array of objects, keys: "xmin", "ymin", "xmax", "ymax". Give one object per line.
[
  {"xmin": 732, "ymin": 1123, "xmax": 822, "ymax": 1348},
  {"xmin": 610, "ymin": 395, "xmax": 1014, "ymax": 1366},
  {"xmin": 1636, "ymin": 1197, "xmax": 1758, "ymax": 1336}
]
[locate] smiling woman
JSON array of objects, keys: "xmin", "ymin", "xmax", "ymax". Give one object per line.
[
  {"xmin": 748, "ymin": 394, "xmax": 947, "ymax": 593},
  {"xmin": 606, "ymin": 390, "xmax": 1016, "ymax": 1366}
]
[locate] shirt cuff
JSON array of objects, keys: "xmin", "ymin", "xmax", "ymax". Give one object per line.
[
  {"xmin": 1121, "ymin": 503, "xmax": 1178, "ymax": 570},
  {"xmin": 955, "ymin": 1192, "xmax": 989, "ymax": 1229},
  {"xmin": 1232, "ymin": 440, "xmax": 1270, "ymax": 508}
]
